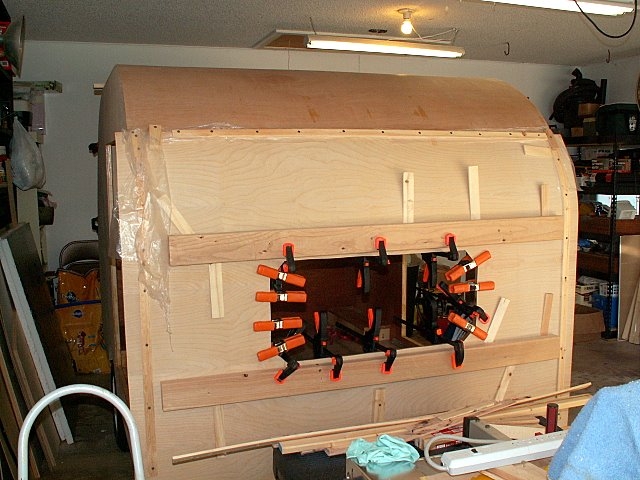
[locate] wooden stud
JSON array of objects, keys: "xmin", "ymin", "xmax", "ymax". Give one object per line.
[{"xmin": 169, "ymin": 216, "xmax": 565, "ymax": 266}]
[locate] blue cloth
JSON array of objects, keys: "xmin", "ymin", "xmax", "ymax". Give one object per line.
[
  {"xmin": 549, "ymin": 379, "xmax": 640, "ymax": 480},
  {"xmin": 346, "ymin": 434, "xmax": 420, "ymax": 479}
]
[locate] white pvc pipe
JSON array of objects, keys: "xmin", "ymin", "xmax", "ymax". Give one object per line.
[{"xmin": 18, "ymin": 384, "xmax": 145, "ymax": 480}]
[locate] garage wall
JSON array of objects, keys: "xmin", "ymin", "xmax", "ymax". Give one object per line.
[{"xmin": 16, "ymin": 40, "xmax": 637, "ymax": 268}]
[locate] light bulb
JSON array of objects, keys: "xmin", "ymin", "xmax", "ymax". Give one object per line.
[
  {"xmin": 401, "ymin": 19, "xmax": 413, "ymax": 35},
  {"xmin": 398, "ymin": 8, "xmax": 414, "ymax": 35}
]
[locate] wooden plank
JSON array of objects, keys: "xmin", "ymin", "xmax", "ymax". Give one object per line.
[
  {"xmin": 161, "ymin": 335, "xmax": 560, "ymax": 411},
  {"xmin": 540, "ymin": 184, "xmax": 549, "ymax": 217},
  {"xmin": 468, "ymin": 166, "xmax": 481, "ymax": 220},
  {"xmin": 213, "ymin": 405, "xmax": 226, "ymax": 448},
  {"xmin": 540, "ymin": 293, "xmax": 553, "ymax": 336},
  {"xmin": 372, "ymin": 388, "xmax": 386, "ymax": 423},
  {"xmin": 169, "ymin": 216, "xmax": 564, "ymax": 266},
  {"xmin": 486, "ymin": 297, "xmax": 510, "ymax": 343},
  {"xmin": 402, "ymin": 172, "xmax": 414, "ymax": 224},
  {"xmin": 494, "ymin": 366, "xmax": 516, "ymax": 402},
  {"xmin": 0, "ymin": 227, "xmax": 73, "ymax": 443}
]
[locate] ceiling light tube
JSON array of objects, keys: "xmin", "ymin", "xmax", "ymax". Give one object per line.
[
  {"xmin": 305, "ymin": 35, "xmax": 465, "ymax": 58},
  {"xmin": 478, "ymin": 0, "xmax": 633, "ymax": 16}
]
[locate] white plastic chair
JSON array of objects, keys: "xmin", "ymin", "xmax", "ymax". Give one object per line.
[{"xmin": 18, "ymin": 384, "xmax": 145, "ymax": 480}]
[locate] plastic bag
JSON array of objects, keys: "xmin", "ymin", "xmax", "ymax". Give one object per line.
[{"xmin": 10, "ymin": 117, "xmax": 46, "ymax": 190}]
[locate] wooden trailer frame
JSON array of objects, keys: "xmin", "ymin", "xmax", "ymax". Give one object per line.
[{"xmin": 98, "ymin": 66, "xmax": 577, "ymax": 479}]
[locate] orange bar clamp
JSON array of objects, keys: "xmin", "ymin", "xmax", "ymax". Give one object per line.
[
  {"xmin": 255, "ymin": 291, "xmax": 307, "ymax": 303},
  {"xmin": 257, "ymin": 264, "xmax": 306, "ymax": 288},
  {"xmin": 253, "ymin": 317, "xmax": 304, "ymax": 331},
  {"xmin": 448, "ymin": 281, "xmax": 495, "ymax": 294},
  {"xmin": 445, "ymin": 250, "xmax": 492, "ymax": 282},
  {"xmin": 447, "ymin": 312, "xmax": 488, "ymax": 341},
  {"xmin": 257, "ymin": 334, "xmax": 306, "ymax": 361}
]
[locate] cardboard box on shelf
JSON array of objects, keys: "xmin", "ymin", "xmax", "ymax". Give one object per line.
[{"xmin": 574, "ymin": 304, "xmax": 604, "ymax": 343}]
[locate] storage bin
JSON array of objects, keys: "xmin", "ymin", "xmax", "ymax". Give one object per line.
[
  {"xmin": 596, "ymin": 103, "xmax": 639, "ymax": 136},
  {"xmin": 592, "ymin": 293, "xmax": 618, "ymax": 330}
]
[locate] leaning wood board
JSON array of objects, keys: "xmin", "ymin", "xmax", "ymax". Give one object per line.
[{"xmin": 98, "ymin": 67, "xmax": 577, "ymax": 480}]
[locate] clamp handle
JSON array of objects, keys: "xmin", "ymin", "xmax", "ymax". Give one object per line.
[
  {"xmin": 445, "ymin": 250, "xmax": 491, "ymax": 282},
  {"xmin": 447, "ymin": 312, "xmax": 488, "ymax": 341},
  {"xmin": 257, "ymin": 333, "xmax": 306, "ymax": 361},
  {"xmin": 255, "ymin": 291, "xmax": 307, "ymax": 303},
  {"xmin": 448, "ymin": 281, "xmax": 495, "ymax": 294},
  {"xmin": 257, "ymin": 264, "xmax": 306, "ymax": 287},
  {"xmin": 253, "ymin": 317, "xmax": 303, "ymax": 332}
]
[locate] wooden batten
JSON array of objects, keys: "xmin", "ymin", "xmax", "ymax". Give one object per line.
[{"xmin": 98, "ymin": 66, "xmax": 577, "ymax": 480}]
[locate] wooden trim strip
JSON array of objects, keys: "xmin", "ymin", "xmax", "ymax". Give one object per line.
[
  {"xmin": 169, "ymin": 216, "xmax": 564, "ymax": 266},
  {"xmin": 161, "ymin": 335, "xmax": 561, "ymax": 411}
]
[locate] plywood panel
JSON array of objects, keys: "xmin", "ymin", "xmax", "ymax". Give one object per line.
[
  {"xmin": 161, "ymin": 133, "xmax": 561, "ymax": 234},
  {"xmin": 99, "ymin": 67, "xmax": 548, "ymax": 146}
]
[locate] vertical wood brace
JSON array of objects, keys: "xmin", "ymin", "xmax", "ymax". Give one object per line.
[
  {"xmin": 468, "ymin": 166, "xmax": 481, "ymax": 220},
  {"xmin": 372, "ymin": 388, "xmax": 386, "ymax": 423},
  {"xmin": 131, "ymin": 130, "xmax": 158, "ymax": 476},
  {"xmin": 540, "ymin": 293, "xmax": 553, "ymax": 336},
  {"xmin": 486, "ymin": 297, "xmax": 510, "ymax": 343},
  {"xmin": 213, "ymin": 405, "xmax": 226, "ymax": 448},
  {"xmin": 401, "ymin": 172, "xmax": 415, "ymax": 336},
  {"xmin": 548, "ymin": 133, "xmax": 578, "ymax": 390},
  {"xmin": 494, "ymin": 365, "xmax": 516, "ymax": 402},
  {"xmin": 402, "ymin": 172, "xmax": 415, "ymax": 224},
  {"xmin": 540, "ymin": 184, "xmax": 550, "ymax": 217}
]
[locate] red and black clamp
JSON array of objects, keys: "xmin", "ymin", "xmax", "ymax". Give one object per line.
[
  {"xmin": 282, "ymin": 243, "xmax": 296, "ymax": 273},
  {"xmin": 255, "ymin": 263, "xmax": 307, "ymax": 303},
  {"xmin": 363, "ymin": 307, "xmax": 382, "ymax": 353},
  {"xmin": 330, "ymin": 355, "xmax": 343, "ymax": 382},
  {"xmin": 381, "ymin": 348, "xmax": 396, "ymax": 374},
  {"xmin": 274, "ymin": 351, "xmax": 300, "ymax": 384},
  {"xmin": 313, "ymin": 311, "xmax": 344, "ymax": 382},
  {"xmin": 374, "ymin": 237, "xmax": 390, "ymax": 266},
  {"xmin": 356, "ymin": 257, "xmax": 372, "ymax": 294},
  {"xmin": 421, "ymin": 233, "xmax": 459, "ymax": 289},
  {"xmin": 448, "ymin": 340, "xmax": 465, "ymax": 369}
]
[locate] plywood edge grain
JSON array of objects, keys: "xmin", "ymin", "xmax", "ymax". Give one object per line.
[
  {"xmin": 160, "ymin": 335, "xmax": 561, "ymax": 411},
  {"xmin": 169, "ymin": 216, "xmax": 564, "ymax": 266}
]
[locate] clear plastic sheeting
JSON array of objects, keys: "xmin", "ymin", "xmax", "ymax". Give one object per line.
[{"xmin": 116, "ymin": 128, "xmax": 171, "ymax": 321}]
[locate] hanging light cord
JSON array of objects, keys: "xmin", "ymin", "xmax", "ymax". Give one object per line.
[{"xmin": 573, "ymin": 0, "xmax": 637, "ymax": 39}]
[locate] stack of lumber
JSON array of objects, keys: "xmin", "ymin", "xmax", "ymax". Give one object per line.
[{"xmin": 173, "ymin": 383, "xmax": 591, "ymax": 465}]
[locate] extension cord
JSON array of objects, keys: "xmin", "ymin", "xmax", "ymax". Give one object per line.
[{"xmin": 440, "ymin": 430, "xmax": 567, "ymax": 475}]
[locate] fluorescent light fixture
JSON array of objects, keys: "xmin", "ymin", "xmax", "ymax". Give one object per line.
[
  {"xmin": 478, "ymin": 0, "xmax": 633, "ymax": 15},
  {"xmin": 305, "ymin": 35, "xmax": 465, "ymax": 58}
]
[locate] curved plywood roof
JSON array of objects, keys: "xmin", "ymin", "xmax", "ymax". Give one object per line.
[{"xmin": 99, "ymin": 65, "xmax": 548, "ymax": 144}]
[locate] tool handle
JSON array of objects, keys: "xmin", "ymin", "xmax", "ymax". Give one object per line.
[
  {"xmin": 475, "ymin": 250, "xmax": 492, "ymax": 266},
  {"xmin": 448, "ymin": 281, "xmax": 495, "ymax": 294},
  {"xmin": 256, "ymin": 264, "xmax": 306, "ymax": 287},
  {"xmin": 445, "ymin": 250, "xmax": 492, "ymax": 282},
  {"xmin": 257, "ymin": 345, "xmax": 280, "ymax": 361},
  {"xmin": 256, "ymin": 334, "xmax": 305, "ymax": 361},
  {"xmin": 253, "ymin": 317, "xmax": 303, "ymax": 331},
  {"xmin": 447, "ymin": 312, "xmax": 488, "ymax": 341},
  {"xmin": 255, "ymin": 291, "xmax": 307, "ymax": 303}
]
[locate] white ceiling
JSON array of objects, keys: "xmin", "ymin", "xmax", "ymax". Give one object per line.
[{"xmin": 4, "ymin": 0, "xmax": 640, "ymax": 66}]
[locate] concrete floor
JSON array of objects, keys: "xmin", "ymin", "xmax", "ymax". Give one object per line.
[{"xmin": 35, "ymin": 338, "xmax": 640, "ymax": 480}]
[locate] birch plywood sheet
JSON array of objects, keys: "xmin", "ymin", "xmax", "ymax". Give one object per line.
[{"xmin": 162, "ymin": 132, "xmax": 562, "ymax": 234}]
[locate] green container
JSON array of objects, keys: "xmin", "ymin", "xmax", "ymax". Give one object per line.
[{"xmin": 596, "ymin": 103, "xmax": 639, "ymax": 136}]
